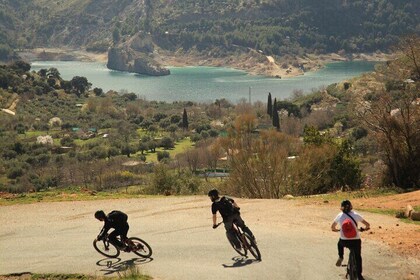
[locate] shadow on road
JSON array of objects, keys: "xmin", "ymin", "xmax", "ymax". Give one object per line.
[
  {"xmin": 96, "ymin": 257, "xmax": 153, "ymax": 275},
  {"xmin": 222, "ymin": 256, "xmax": 260, "ymax": 268}
]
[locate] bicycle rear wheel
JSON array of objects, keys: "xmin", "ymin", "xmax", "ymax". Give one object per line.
[
  {"xmin": 93, "ymin": 239, "xmax": 120, "ymax": 258},
  {"xmin": 244, "ymin": 233, "xmax": 261, "ymax": 261},
  {"xmin": 347, "ymin": 250, "xmax": 358, "ymax": 280},
  {"xmin": 129, "ymin": 237, "xmax": 153, "ymax": 258}
]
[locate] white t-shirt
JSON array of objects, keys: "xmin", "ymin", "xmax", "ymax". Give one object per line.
[{"xmin": 334, "ymin": 210, "xmax": 364, "ymax": 240}]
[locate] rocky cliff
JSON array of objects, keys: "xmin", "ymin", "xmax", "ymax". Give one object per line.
[{"xmin": 107, "ymin": 47, "xmax": 170, "ymax": 76}]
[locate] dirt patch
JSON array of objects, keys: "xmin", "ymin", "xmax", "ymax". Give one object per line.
[
  {"xmin": 347, "ymin": 191, "xmax": 420, "ymax": 258},
  {"xmin": 18, "ymin": 48, "xmax": 108, "ymax": 63},
  {"xmin": 353, "ymin": 190, "xmax": 420, "ymax": 211}
]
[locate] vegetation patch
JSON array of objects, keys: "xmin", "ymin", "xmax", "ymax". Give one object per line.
[{"xmin": 0, "ymin": 269, "xmax": 151, "ymax": 280}]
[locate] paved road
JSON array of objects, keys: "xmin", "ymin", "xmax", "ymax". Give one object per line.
[{"xmin": 0, "ymin": 197, "xmax": 419, "ymax": 280}]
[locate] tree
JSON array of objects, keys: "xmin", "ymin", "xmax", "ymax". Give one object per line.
[
  {"xmin": 356, "ymin": 37, "xmax": 420, "ymax": 188},
  {"xmin": 10, "ymin": 61, "xmax": 30, "ymax": 73},
  {"xmin": 138, "ymin": 142, "xmax": 149, "ymax": 154},
  {"xmin": 70, "ymin": 76, "xmax": 91, "ymax": 97},
  {"xmin": 157, "ymin": 151, "xmax": 170, "ymax": 161},
  {"xmin": 303, "ymin": 125, "xmax": 331, "ymax": 146},
  {"xmin": 331, "ymin": 142, "xmax": 363, "ymax": 189},
  {"xmin": 267, "ymin": 92, "xmax": 272, "ymax": 117},
  {"xmin": 152, "ymin": 164, "xmax": 175, "ymax": 194},
  {"xmin": 272, "ymin": 98, "xmax": 280, "ymax": 130},
  {"xmin": 272, "ymin": 109, "xmax": 280, "ymax": 130},
  {"xmin": 220, "ymin": 127, "xmax": 295, "ymax": 198},
  {"xmin": 160, "ymin": 136, "xmax": 175, "ymax": 149},
  {"xmin": 112, "ymin": 28, "xmax": 121, "ymax": 44},
  {"xmin": 47, "ymin": 68, "xmax": 61, "ymax": 80},
  {"xmin": 93, "ymin": 87, "xmax": 104, "ymax": 96},
  {"xmin": 182, "ymin": 108, "xmax": 189, "ymax": 130}
]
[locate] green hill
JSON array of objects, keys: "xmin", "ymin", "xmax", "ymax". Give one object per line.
[{"xmin": 0, "ymin": 0, "xmax": 419, "ymax": 61}]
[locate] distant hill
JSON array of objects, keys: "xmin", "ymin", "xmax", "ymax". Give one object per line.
[{"xmin": 1, "ymin": 0, "xmax": 419, "ymax": 61}]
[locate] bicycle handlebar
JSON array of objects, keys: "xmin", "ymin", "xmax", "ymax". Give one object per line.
[
  {"xmin": 333, "ymin": 227, "xmax": 369, "ymax": 233},
  {"xmin": 213, "ymin": 222, "xmax": 223, "ymax": 229}
]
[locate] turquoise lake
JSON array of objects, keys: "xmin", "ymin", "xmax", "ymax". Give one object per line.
[{"xmin": 30, "ymin": 61, "xmax": 378, "ymax": 103}]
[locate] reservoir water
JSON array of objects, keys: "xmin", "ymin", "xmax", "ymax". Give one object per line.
[{"xmin": 30, "ymin": 61, "xmax": 377, "ymax": 103}]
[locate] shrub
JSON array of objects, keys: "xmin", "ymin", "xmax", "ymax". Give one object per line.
[
  {"xmin": 157, "ymin": 151, "xmax": 170, "ymax": 161},
  {"xmin": 160, "ymin": 137, "xmax": 174, "ymax": 149},
  {"xmin": 7, "ymin": 167, "xmax": 24, "ymax": 179},
  {"xmin": 151, "ymin": 164, "xmax": 176, "ymax": 195}
]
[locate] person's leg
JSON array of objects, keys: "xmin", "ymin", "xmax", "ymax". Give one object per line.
[
  {"xmin": 120, "ymin": 223, "xmax": 129, "ymax": 241},
  {"xmin": 234, "ymin": 214, "xmax": 255, "ymax": 239},
  {"xmin": 337, "ymin": 239, "xmax": 344, "ymax": 258},
  {"xmin": 224, "ymin": 217, "xmax": 241, "ymax": 248},
  {"xmin": 108, "ymin": 229, "xmax": 125, "ymax": 248},
  {"xmin": 336, "ymin": 239, "xmax": 344, "ymax": 266},
  {"xmin": 120, "ymin": 223, "xmax": 133, "ymax": 250}
]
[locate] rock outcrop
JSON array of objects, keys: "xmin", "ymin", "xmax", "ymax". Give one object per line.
[
  {"xmin": 133, "ymin": 56, "xmax": 170, "ymax": 76},
  {"xmin": 107, "ymin": 47, "xmax": 170, "ymax": 76}
]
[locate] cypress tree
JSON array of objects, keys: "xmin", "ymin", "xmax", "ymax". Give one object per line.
[
  {"xmin": 273, "ymin": 106, "xmax": 280, "ymax": 130},
  {"xmin": 272, "ymin": 98, "xmax": 280, "ymax": 130},
  {"xmin": 182, "ymin": 108, "xmax": 189, "ymax": 130},
  {"xmin": 267, "ymin": 92, "xmax": 272, "ymax": 117}
]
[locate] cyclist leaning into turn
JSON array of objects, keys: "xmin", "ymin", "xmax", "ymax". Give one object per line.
[
  {"xmin": 331, "ymin": 200, "xmax": 370, "ymax": 280},
  {"xmin": 94, "ymin": 210, "xmax": 132, "ymax": 252},
  {"xmin": 208, "ymin": 189, "xmax": 256, "ymax": 250}
]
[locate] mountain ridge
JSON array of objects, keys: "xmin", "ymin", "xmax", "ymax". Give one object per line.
[{"xmin": 0, "ymin": 0, "xmax": 418, "ymax": 76}]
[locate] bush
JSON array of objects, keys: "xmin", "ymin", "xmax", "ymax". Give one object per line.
[
  {"xmin": 160, "ymin": 137, "xmax": 174, "ymax": 149},
  {"xmin": 151, "ymin": 164, "xmax": 176, "ymax": 194},
  {"xmin": 101, "ymin": 171, "xmax": 142, "ymax": 190},
  {"xmin": 7, "ymin": 167, "xmax": 24, "ymax": 179},
  {"xmin": 157, "ymin": 151, "xmax": 170, "ymax": 161}
]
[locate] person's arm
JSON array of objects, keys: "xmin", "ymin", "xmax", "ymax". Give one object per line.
[
  {"xmin": 361, "ymin": 219, "xmax": 370, "ymax": 230},
  {"xmin": 331, "ymin": 221, "xmax": 340, "ymax": 232},
  {"xmin": 212, "ymin": 214, "xmax": 217, "ymax": 228},
  {"xmin": 97, "ymin": 226, "xmax": 106, "ymax": 240},
  {"xmin": 97, "ymin": 221, "xmax": 110, "ymax": 240}
]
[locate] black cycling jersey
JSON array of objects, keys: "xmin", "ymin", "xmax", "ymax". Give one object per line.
[
  {"xmin": 211, "ymin": 196, "xmax": 238, "ymax": 219},
  {"xmin": 99, "ymin": 210, "xmax": 128, "ymax": 237}
]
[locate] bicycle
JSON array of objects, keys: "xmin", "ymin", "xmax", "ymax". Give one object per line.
[
  {"xmin": 342, "ymin": 228, "xmax": 368, "ymax": 280},
  {"xmin": 215, "ymin": 221, "xmax": 261, "ymax": 261},
  {"xmin": 93, "ymin": 233, "xmax": 152, "ymax": 258}
]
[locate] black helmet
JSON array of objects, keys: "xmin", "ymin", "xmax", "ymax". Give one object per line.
[
  {"xmin": 341, "ymin": 200, "xmax": 352, "ymax": 213},
  {"xmin": 94, "ymin": 210, "xmax": 106, "ymax": 219},
  {"xmin": 208, "ymin": 189, "xmax": 219, "ymax": 201}
]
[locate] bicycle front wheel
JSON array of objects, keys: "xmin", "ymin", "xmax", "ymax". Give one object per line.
[
  {"xmin": 129, "ymin": 237, "xmax": 153, "ymax": 258},
  {"xmin": 93, "ymin": 239, "xmax": 120, "ymax": 258},
  {"xmin": 347, "ymin": 250, "xmax": 358, "ymax": 280},
  {"xmin": 244, "ymin": 234, "xmax": 261, "ymax": 261}
]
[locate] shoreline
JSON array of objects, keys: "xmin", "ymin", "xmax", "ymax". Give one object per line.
[{"xmin": 18, "ymin": 48, "xmax": 394, "ymax": 78}]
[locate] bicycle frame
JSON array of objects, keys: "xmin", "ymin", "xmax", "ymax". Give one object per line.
[
  {"xmin": 94, "ymin": 232, "xmax": 153, "ymax": 258},
  {"xmin": 232, "ymin": 222, "xmax": 247, "ymax": 248},
  {"xmin": 215, "ymin": 220, "xmax": 261, "ymax": 260}
]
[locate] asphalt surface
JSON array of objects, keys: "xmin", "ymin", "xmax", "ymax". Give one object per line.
[{"xmin": 0, "ymin": 196, "xmax": 419, "ymax": 280}]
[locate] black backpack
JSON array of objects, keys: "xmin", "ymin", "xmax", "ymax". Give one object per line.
[
  {"xmin": 108, "ymin": 210, "xmax": 128, "ymax": 223},
  {"xmin": 219, "ymin": 196, "xmax": 238, "ymax": 216}
]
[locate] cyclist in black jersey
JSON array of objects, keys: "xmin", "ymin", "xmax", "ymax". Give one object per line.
[
  {"xmin": 95, "ymin": 210, "xmax": 130, "ymax": 251},
  {"xmin": 208, "ymin": 189, "xmax": 255, "ymax": 249}
]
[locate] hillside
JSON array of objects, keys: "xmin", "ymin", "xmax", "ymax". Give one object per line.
[{"xmin": 1, "ymin": 0, "xmax": 419, "ymax": 70}]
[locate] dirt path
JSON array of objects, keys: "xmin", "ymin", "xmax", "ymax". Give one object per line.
[{"xmin": 0, "ymin": 196, "xmax": 419, "ymax": 280}]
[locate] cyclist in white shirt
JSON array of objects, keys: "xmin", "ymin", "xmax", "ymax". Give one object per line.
[{"xmin": 331, "ymin": 200, "xmax": 370, "ymax": 280}]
